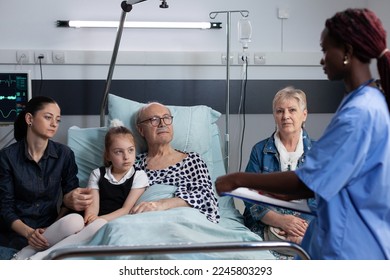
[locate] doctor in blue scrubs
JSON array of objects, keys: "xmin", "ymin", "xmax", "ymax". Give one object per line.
[{"xmin": 215, "ymin": 8, "xmax": 390, "ymax": 260}]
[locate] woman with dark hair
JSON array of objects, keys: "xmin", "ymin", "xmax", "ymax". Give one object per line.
[
  {"xmin": 0, "ymin": 96, "xmax": 89, "ymax": 259},
  {"xmin": 216, "ymin": 8, "xmax": 390, "ymax": 259},
  {"xmin": 10, "ymin": 122, "xmax": 148, "ymax": 260}
]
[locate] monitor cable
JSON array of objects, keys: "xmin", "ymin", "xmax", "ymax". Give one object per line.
[{"xmin": 36, "ymin": 55, "xmax": 44, "ymax": 95}]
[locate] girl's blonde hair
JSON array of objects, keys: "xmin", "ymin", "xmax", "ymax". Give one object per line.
[{"xmin": 103, "ymin": 124, "xmax": 135, "ymax": 167}]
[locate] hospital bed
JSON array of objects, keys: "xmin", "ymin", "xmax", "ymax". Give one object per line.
[{"xmin": 47, "ymin": 94, "xmax": 310, "ymax": 260}]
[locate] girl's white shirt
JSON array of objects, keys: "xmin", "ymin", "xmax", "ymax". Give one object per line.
[{"xmin": 88, "ymin": 166, "xmax": 149, "ymax": 190}]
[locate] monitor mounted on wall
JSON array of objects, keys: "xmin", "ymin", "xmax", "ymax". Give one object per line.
[{"xmin": 0, "ymin": 70, "xmax": 32, "ymax": 125}]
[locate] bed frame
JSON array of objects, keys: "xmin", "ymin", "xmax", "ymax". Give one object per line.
[{"xmin": 47, "ymin": 241, "xmax": 311, "ymax": 260}]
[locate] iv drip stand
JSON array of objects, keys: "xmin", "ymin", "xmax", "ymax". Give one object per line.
[
  {"xmin": 209, "ymin": 10, "xmax": 249, "ymax": 172},
  {"xmin": 100, "ymin": 1, "xmax": 134, "ymax": 127}
]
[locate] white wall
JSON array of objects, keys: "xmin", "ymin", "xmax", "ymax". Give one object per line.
[
  {"xmin": 1, "ymin": 0, "xmax": 389, "ymax": 174},
  {"xmin": 1, "ymin": 0, "xmax": 378, "ymax": 80},
  {"xmin": 0, "ymin": 0, "xmax": 371, "ymax": 51}
]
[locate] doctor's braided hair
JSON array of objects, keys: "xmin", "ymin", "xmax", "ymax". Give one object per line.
[{"xmin": 325, "ymin": 8, "xmax": 390, "ymax": 111}]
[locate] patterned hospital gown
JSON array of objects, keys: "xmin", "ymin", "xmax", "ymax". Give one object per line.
[{"xmin": 135, "ymin": 151, "xmax": 220, "ymax": 223}]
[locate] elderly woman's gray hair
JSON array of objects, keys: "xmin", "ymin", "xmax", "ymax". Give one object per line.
[{"xmin": 272, "ymin": 86, "xmax": 307, "ymax": 112}]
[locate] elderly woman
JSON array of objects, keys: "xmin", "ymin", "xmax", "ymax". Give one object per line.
[
  {"xmin": 131, "ymin": 102, "xmax": 220, "ymax": 223},
  {"xmin": 243, "ymin": 86, "xmax": 315, "ymax": 258}
]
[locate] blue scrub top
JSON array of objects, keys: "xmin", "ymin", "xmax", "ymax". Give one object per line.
[{"xmin": 295, "ymin": 84, "xmax": 390, "ymax": 259}]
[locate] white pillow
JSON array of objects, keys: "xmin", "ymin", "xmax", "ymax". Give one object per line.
[{"xmin": 107, "ymin": 94, "xmax": 221, "ymax": 174}]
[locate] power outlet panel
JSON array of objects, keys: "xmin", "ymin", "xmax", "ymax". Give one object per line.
[
  {"xmin": 238, "ymin": 52, "xmax": 250, "ymax": 65},
  {"xmin": 278, "ymin": 8, "xmax": 290, "ymax": 19},
  {"xmin": 16, "ymin": 50, "xmax": 30, "ymax": 64},
  {"xmin": 34, "ymin": 51, "xmax": 49, "ymax": 64},
  {"xmin": 254, "ymin": 52, "xmax": 266, "ymax": 65},
  {"xmin": 221, "ymin": 53, "xmax": 234, "ymax": 65},
  {"xmin": 52, "ymin": 51, "xmax": 65, "ymax": 64}
]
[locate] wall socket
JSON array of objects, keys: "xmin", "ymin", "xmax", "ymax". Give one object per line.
[
  {"xmin": 254, "ymin": 52, "xmax": 266, "ymax": 65},
  {"xmin": 52, "ymin": 51, "xmax": 65, "ymax": 64},
  {"xmin": 238, "ymin": 52, "xmax": 250, "ymax": 65},
  {"xmin": 34, "ymin": 51, "xmax": 49, "ymax": 64},
  {"xmin": 221, "ymin": 53, "xmax": 234, "ymax": 65},
  {"xmin": 16, "ymin": 50, "xmax": 30, "ymax": 64},
  {"xmin": 278, "ymin": 8, "xmax": 290, "ymax": 19}
]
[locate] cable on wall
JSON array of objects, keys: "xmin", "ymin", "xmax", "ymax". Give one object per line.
[
  {"xmin": 277, "ymin": 8, "xmax": 289, "ymax": 52},
  {"xmin": 37, "ymin": 55, "xmax": 44, "ymax": 95},
  {"xmin": 237, "ymin": 56, "xmax": 249, "ymax": 172}
]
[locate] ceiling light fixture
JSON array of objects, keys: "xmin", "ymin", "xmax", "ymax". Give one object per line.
[{"xmin": 57, "ymin": 20, "xmax": 222, "ymax": 29}]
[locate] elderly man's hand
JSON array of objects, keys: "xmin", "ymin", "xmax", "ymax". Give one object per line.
[
  {"xmin": 63, "ymin": 188, "xmax": 93, "ymax": 212},
  {"xmin": 131, "ymin": 201, "xmax": 163, "ymax": 214},
  {"xmin": 130, "ymin": 197, "xmax": 189, "ymax": 214}
]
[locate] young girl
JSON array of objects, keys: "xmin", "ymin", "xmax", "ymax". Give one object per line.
[{"xmin": 12, "ymin": 121, "xmax": 148, "ymax": 259}]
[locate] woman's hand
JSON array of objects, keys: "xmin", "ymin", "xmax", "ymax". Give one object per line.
[
  {"xmin": 27, "ymin": 228, "xmax": 49, "ymax": 250},
  {"xmin": 278, "ymin": 215, "xmax": 308, "ymax": 237},
  {"xmin": 84, "ymin": 214, "xmax": 98, "ymax": 225},
  {"xmin": 285, "ymin": 234, "xmax": 303, "ymax": 244},
  {"xmin": 63, "ymin": 188, "xmax": 93, "ymax": 212}
]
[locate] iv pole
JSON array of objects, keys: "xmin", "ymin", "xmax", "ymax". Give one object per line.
[
  {"xmin": 100, "ymin": 0, "xmax": 159, "ymax": 127},
  {"xmin": 209, "ymin": 10, "xmax": 249, "ymax": 172},
  {"xmin": 100, "ymin": 1, "xmax": 135, "ymax": 127},
  {"xmin": 99, "ymin": 0, "xmax": 216, "ymax": 126}
]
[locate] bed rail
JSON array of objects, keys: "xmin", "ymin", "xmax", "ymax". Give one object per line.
[{"xmin": 46, "ymin": 241, "xmax": 310, "ymax": 260}]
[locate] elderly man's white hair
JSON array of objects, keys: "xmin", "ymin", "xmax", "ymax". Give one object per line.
[{"xmin": 135, "ymin": 102, "xmax": 172, "ymax": 125}]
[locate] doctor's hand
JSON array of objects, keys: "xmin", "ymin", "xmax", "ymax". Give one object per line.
[{"xmin": 215, "ymin": 173, "xmax": 240, "ymax": 194}]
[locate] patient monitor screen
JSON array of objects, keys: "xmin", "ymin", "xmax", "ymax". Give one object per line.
[{"xmin": 0, "ymin": 71, "xmax": 31, "ymax": 125}]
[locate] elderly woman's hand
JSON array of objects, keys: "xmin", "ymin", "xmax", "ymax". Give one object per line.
[{"xmin": 279, "ymin": 215, "xmax": 308, "ymax": 237}]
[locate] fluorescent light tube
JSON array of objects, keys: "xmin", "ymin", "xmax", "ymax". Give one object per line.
[{"xmin": 57, "ymin": 20, "xmax": 221, "ymax": 29}]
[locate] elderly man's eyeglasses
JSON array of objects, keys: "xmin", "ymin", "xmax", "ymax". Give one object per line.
[{"xmin": 138, "ymin": 115, "xmax": 173, "ymax": 127}]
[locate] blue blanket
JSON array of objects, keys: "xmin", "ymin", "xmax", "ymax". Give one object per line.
[{"xmin": 81, "ymin": 184, "xmax": 275, "ymax": 259}]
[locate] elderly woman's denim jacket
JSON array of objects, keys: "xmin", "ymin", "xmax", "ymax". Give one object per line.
[{"xmin": 243, "ymin": 129, "xmax": 315, "ymax": 237}]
